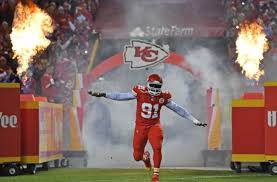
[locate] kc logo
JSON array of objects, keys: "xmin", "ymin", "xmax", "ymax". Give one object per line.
[
  {"xmin": 268, "ymin": 111, "xmax": 277, "ymax": 128},
  {"xmin": 134, "ymin": 47, "xmax": 159, "ymax": 62},
  {"xmin": 124, "ymin": 40, "xmax": 169, "ymax": 69},
  {"xmin": 0, "ymin": 112, "xmax": 18, "ymax": 128}
]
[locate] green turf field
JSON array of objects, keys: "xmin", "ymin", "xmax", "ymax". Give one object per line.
[{"xmin": 0, "ymin": 168, "xmax": 277, "ymax": 182}]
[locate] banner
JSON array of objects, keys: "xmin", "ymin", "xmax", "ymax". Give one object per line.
[
  {"xmin": 39, "ymin": 103, "xmax": 63, "ymax": 160},
  {"xmin": 207, "ymin": 88, "xmax": 222, "ymax": 150},
  {"xmin": 98, "ymin": 26, "xmax": 225, "ymax": 39},
  {"xmin": 0, "ymin": 83, "xmax": 21, "ymax": 162}
]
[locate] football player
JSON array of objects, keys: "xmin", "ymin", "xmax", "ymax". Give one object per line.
[{"xmin": 88, "ymin": 73, "xmax": 207, "ymax": 182}]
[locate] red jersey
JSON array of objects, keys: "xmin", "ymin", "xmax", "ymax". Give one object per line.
[{"xmin": 132, "ymin": 85, "xmax": 172, "ymax": 126}]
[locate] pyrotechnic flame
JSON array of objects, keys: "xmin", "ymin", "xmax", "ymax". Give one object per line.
[
  {"xmin": 235, "ymin": 21, "xmax": 269, "ymax": 81},
  {"xmin": 10, "ymin": 1, "xmax": 54, "ymax": 76}
]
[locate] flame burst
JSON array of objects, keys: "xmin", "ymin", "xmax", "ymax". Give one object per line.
[
  {"xmin": 235, "ymin": 21, "xmax": 269, "ymax": 81},
  {"xmin": 10, "ymin": 1, "xmax": 54, "ymax": 76}
]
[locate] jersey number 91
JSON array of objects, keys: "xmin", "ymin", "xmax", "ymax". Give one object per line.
[{"xmin": 141, "ymin": 103, "xmax": 159, "ymax": 119}]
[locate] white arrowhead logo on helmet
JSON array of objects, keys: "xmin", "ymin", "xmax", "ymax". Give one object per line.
[{"xmin": 124, "ymin": 40, "xmax": 170, "ymax": 69}]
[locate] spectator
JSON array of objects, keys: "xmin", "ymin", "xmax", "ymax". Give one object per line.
[
  {"xmin": 45, "ymin": 2, "xmax": 57, "ymax": 17},
  {"xmin": 0, "ymin": 0, "xmax": 14, "ymax": 23},
  {"xmin": 2, "ymin": 67, "xmax": 20, "ymax": 83},
  {"xmin": 75, "ymin": 2, "xmax": 93, "ymax": 25},
  {"xmin": 0, "ymin": 56, "xmax": 8, "ymax": 71},
  {"xmin": 0, "ymin": 21, "xmax": 12, "ymax": 56},
  {"xmin": 41, "ymin": 66, "xmax": 56, "ymax": 102},
  {"xmin": 0, "ymin": 70, "xmax": 7, "ymax": 82},
  {"xmin": 55, "ymin": 6, "xmax": 73, "ymax": 34},
  {"xmin": 0, "ymin": 21, "xmax": 10, "ymax": 35},
  {"xmin": 21, "ymin": 70, "xmax": 36, "ymax": 94}
]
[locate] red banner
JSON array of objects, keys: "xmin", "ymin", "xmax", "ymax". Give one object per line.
[{"xmin": 0, "ymin": 83, "xmax": 21, "ymax": 162}]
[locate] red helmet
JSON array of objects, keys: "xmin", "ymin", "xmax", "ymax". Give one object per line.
[{"xmin": 147, "ymin": 74, "xmax": 163, "ymax": 96}]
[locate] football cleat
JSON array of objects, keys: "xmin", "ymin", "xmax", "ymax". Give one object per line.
[
  {"xmin": 152, "ymin": 173, "xmax": 159, "ymax": 182},
  {"xmin": 147, "ymin": 74, "xmax": 163, "ymax": 96},
  {"xmin": 143, "ymin": 151, "xmax": 152, "ymax": 171}
]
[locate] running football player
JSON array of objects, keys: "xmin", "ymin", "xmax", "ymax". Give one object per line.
[{"xmin": 88, "ymin": 74, "xmax": 207, "ymax": 182}]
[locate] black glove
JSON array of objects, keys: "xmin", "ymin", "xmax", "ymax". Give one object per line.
[
  {"xmin": 194, "ymin": 121, "xmax": 207, "ymax": 127},
  {"xmin": 88, "ymin": 91, "xmax": 106, "ymax": 97}
]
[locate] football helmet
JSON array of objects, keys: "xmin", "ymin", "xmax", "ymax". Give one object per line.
[{"xmin": 147, "ymin": 74, "xmax": 163, "ymax": 96}]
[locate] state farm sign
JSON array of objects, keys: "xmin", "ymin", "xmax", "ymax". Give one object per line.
[
  {"xmin": 130, "ymin": 26, "xmax": 194, "ymax": 37},
  {"xmin": 129, "ymin": 26, "xmax": 225, "ymax": 38},
  {"xmin": 146, "ymin": 26, "xmax": 194, "ymax": 37},
  {"xmin": 0, "ymin": 112, "xmax": 18, "ymax": 128}
]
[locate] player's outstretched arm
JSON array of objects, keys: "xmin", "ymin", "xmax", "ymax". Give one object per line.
[
  {"xmin": 88, "ymin": 91, "xmax": 136, "ymax": 101},
  {"xmin": 165, "ymin": 100, "xmax": 207, "ymax": 127}
]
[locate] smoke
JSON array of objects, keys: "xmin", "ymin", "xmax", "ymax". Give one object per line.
[
  {"xmin": 82, "ymin": 1, "xmax": 248, "ymax": 168},
  {"xmin": 83, "ymin": 43, "xmax": 244, "ymax": 167},
  {"xmin": 179, "ymin": 46, "xmax": 244, "ymax": 154},
  {"xmin": 83, "ymin": 65, "xmax": 207, "ymax": 168},
  {"xmin": 83, "ymin": 66, "xmax": 142, "ymax": 168},
  {"xmin": 185, "ymin": 46, "xmax": 244, "ymax": 96}
]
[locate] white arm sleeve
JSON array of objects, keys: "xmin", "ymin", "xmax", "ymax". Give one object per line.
[
  {"xmin": 165, "ymin": 100, "xmax": 201, "ymax": 124},
  {"xmin": 105, "ymin": 92, "xmax": 136, "ymax": 101}
]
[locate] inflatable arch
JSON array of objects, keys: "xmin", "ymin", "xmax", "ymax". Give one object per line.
[{"xmin": 84, "ymin": 51, "xmax": 200, "ymax": 86}]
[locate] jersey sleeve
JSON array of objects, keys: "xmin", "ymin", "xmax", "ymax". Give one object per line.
[
  {"xmin": 132, "ymin": 86, "xmax": 138, "ymax": 96},
  {"xmin": 163, "ymin": 91, "xmax": 172, "ymax": 104},
  {"xmin": 132, "ymin": 85, "xmax": 142, "ymax": 96}
]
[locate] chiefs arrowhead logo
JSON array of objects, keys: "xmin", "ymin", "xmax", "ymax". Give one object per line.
[{"xmin": 124, "ymin": 40, "xmax": 170, "ymax": 69}]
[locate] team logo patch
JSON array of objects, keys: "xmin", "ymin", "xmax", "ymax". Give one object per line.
[
  {"xmin": 159, "ymin": 98, "xmax": 165, "ymax": 104},
  {"xmin": 124, "ymin": 40, "xmax": 170, "ymax": 69}
]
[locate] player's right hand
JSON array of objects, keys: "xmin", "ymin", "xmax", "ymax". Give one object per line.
[{"xmin": 88, "ymin": 91, "xmax": 106, "ymax": 97}]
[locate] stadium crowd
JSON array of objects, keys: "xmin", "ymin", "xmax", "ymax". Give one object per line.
[
  {"xmin": 223, "ymin": 0, "xmax": 277, "ymax": 58},
  {"xmin": 0, "ymin": 0, "xmax": 99, "ymax": 106},
  {"xmin": 0, "ymin": 0, "xmax": 276, "ymax": 103}
]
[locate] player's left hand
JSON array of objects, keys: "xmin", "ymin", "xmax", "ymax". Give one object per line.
[
  {"xmin": 193, "ymin": 120, "xmax": 207, "ymax": 127},
  {"xmin": 88, "ymin": 91, "xmax": 106, "ymax": 97}
]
